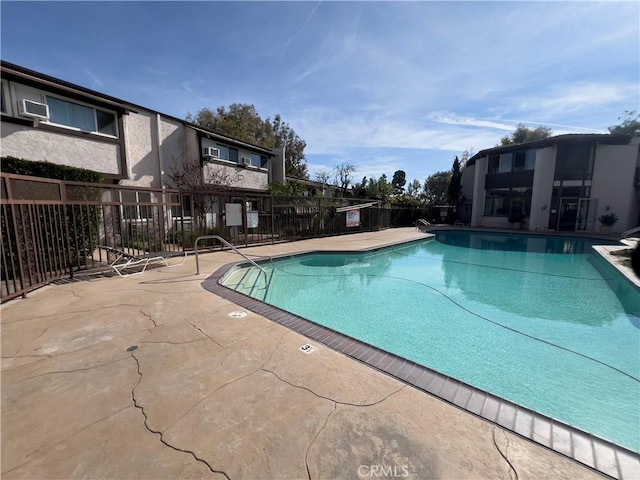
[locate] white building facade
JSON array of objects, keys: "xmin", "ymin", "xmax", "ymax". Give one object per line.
[
  {"xmin": 464, "ymin": 134, "xmax": 640, "ymax": 234},
  {"xmin": 0, "ymin": 61, "xmax": 282, "ymax": 191}
]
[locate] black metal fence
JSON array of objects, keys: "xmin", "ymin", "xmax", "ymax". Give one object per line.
[{"xmin": 1, "ymin": 173, "xmax": 397, "ymax": 302}]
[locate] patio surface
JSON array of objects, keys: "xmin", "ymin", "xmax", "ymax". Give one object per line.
[{"xmin": 1, "ymin": 228, "xmax": 609, "ymax": 479}]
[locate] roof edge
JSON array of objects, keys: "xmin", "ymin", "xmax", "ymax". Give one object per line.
[
  {"xmin": 466, "ymin": 133, "xmax": 632, "ymax": 166},
  {"xmin": 1, "ymin": 60, "xmax": 277, "ymax": 155}
]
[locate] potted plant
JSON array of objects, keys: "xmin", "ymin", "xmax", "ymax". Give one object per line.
[
  {"xmin": 598, "ymin": 211, "xmax": 618, "ymax": 234},
  {"xmin": 508, "ymin": 210, "xmax": 525, "ymax": 230}
]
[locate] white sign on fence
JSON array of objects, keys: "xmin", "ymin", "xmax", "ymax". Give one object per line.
[
  {"xmin": 247, "ymin": 210, "xmax": 259, "ymax": 228},
  {"xmin": 225, "ymin": 203, "xmax": 243, "ymax": 227},
  {"xmin": 346, "ymin": 209, "xmax": 360, "ymax": 227}
]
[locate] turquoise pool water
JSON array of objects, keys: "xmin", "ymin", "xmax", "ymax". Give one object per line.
[{"xmin": 224, "ymin": 231, "xmax": 640, "ymax": 452}]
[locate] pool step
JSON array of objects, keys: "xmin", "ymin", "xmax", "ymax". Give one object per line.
[{"xmin": 224, "ymin": 266, "xmax": 268, "ymax": 297}]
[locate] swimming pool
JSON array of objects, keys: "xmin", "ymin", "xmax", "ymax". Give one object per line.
[{"xmin": 221, "ymin": 231, "xmax": 640, "ymax": 453}]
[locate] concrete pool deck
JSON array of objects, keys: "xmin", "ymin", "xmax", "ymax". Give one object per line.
[{"xmin": 0, "ymin": 228, "xmax": 631, "ymax": 479}]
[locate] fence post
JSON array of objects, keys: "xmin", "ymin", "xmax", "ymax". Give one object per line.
[{"xmin": 270, "ymin": 196, "xmax": 275, "ymax": 244}]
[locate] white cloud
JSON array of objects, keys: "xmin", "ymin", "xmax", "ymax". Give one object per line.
[
  {"xmin": 83, "ymin": 69, "xmax": 103, "ymax": 89},
  {"xmin": 295, "ymin": 107, "xmax": 498, "ymax": 155},
  {"xmin": 431, "ymin": 114, "xmax": 515, "ymax": 132},
  {"xmin": 284, "ymin": 0, "xmax": 322, "ymax": 49},
  {"xmin": 515, "ymin": 82, "xmax": 637, "ymax": 116}
]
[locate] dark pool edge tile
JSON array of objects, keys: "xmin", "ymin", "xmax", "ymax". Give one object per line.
[{"xmin": 203, "ymin": 263, "xmax": 639, "ymax": 480}]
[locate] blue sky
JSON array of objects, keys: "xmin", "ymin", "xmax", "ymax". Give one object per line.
[{"xmin": 2, "ymin": 1, "xmax": 638, "ymax": 185}]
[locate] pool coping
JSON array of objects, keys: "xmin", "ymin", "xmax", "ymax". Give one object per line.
[{"xmin": 201, "ymin": 235, "xmax": 640, "ymax": 480}]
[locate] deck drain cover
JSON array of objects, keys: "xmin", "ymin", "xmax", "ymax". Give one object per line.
[
  {"xmin": 228, "ymin": 311, "xmax": 248, "ymax": 318},
  {"xmin": 299, "ymin": 344, "xmax": 317, "ymax": 354}
]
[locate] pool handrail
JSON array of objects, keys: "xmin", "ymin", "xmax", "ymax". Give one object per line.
[
  {"xmin": 416, "ymin": 219, "xmax": 431, "ymax": 230},
  {"xmin": 194, "ymin": 235, "xmax": 268, "ymax": 283},
  {"xmin": 621, "ymin": 226, "xmax": 640, "ymax": 239}
]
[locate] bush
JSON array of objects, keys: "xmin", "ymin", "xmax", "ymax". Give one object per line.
[
  {"xmin": 508, "ymin": 211, "xmax": 525, "ymax": 223},
  {"xmin": 1, "ymin": 156, "xmax": 103, "ymax": 269},
  {"xmin": 1, "ymin": 156, "xmax": 103, "ymax": 183},
  {"xmin": 124, "ymin": 239, "xmax": 164, "ymax": 253},
  {"xmin": 175, "ymin": 226, "xmax": 232, "ymax": 249},
  {"xmin": 598, "ymin": 213, "xmax": 618, "ymax": 226}
]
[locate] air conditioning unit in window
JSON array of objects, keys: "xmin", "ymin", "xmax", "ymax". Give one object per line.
[
  {"xmin": 18, "ymin": 99, "xmax": 50, "ymax": 121},
  {"xmin": 202, "ymin": 147, "xmax": 220, "ymax": 159},
  {"xmin": 241, "ymin": 157, "xmax": 252, "ymax": 166}
]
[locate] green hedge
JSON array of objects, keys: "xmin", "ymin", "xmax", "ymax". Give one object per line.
[{"xmin": 1, "ymin": 156, "xmax": 103, "ymax": 183}]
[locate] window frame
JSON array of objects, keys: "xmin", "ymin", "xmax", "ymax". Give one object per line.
[
  {"xmin": 489, "ymin": 150, "xmax": 535, "ymax": 174},
  {"xmin": 121, "ymin": 190, "xmax": 154, "ymax": 221},
  {"xmin": 0, "ymin": 79, "xmax": 9, "ymax": 115},
  {"xmin": 484, "ymin": 188, "xmax": 510, "ymax": 216},
  {"xmin": 170, "ymin": 193, "xmax": 193, "ymax": 219},
  {"xmin": 44, "ymin": 93, "xmax": 118, "ymax": 138},
  {"xmin": 249, "ymin": 153, "xmax": 268, "ymax": 169},
  {"xmin": 484, "ymin": 187, "xmax": 532, "ymax": 217}
]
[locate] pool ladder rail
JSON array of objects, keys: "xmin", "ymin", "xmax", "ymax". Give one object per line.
[
  {"xmin": 416, "ymin": 219, "xmax": 431, "ymax": 231},
  {"xmin": 621, "ymin": 226, "xmax": 640, "ymax": 240},
  {"xmin": 194, "ymin": 235, "xmax": 268, "ymax": 285}
]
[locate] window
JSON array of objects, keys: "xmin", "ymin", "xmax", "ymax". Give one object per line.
[
  {"xmin": 484, "ymin": 188, "xmax": 510, "ymax": 216},
  {"xmin": 513, "ymin": 150, "xmax": 537, "ymax": 171},
  {"xmin": 488, "ymin": 153, "xmax": 513, "ymax": 174},
  {"xmin": 488, "ymin": 155, "xmax": 500, "ymax": 174},
  {"xmin": 96, "ymin": 109, "xmax": 116, "ymax": 136},
  {"xmin": 171, "ymin": 194, "xmax": 192, "ymax": 218},
  {"xmin": 215, "ymin": 144, "xmax": 239, "ymax": 162},
  {"xmin": 46, "ymin": 95, "xmax": 117, "ymax": 136},
  {"xmin": 0, "ymin": 81, "xmax": 6, "ymax": 114},
  {"xmin": 250, "ymin": 153, "xmax": 268, "ymax": 168},
  {"xmin": 491, "ymin": 151, "xmax": 535, "ymax": 173},
  {"xmin": 121, "ymin": 191, "xmax": 153, "ymax": 220},
  {"xmin": 509, "ymin": 187, "xmax": 532, "ymax": 216},
  {"xmin": 499, "ymin": 153, "xmax": 512, "ymax": 173},
  {"xmin": 484, "ymin": 187, "xmax": 532, "ymax": 217},
  {"xmin": 526, "ymin": 150, "xmax": 536, "ymax": 170},
  {"xmin": 555, "ymin": 143, "xmax": 594, "ymax": 181},
  {"xmin": 138, "ymin": 192, "xmax": 152, "ymax": 219},
  {"xmin": 513, "ymin": 151, "xmax": 526, "ymax": 171}
]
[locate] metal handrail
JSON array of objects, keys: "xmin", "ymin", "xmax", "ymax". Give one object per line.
[
  {"xmin": 416, "ymin": 219, "xmax": 431, "ymax": 230},
  {"xmin": 194, "ymin": 235, "xmax": 268, "ymax": 283},
  {"xmin": 621, "ymin": 226, "xmax": 640, "ymax": 239}
]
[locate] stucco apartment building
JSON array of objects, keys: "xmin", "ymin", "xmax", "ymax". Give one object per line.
[
  {"xmin": 460, "ymin": 134, "xmax": 640, "ymax": 234},
  {"xmin": 0, "ymin": 61, "xmax": 286, "ymax": 193}
]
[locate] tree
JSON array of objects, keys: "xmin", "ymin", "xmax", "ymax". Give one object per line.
[
  {"xmin": 267, "ymin": 181, "xmax": 308, "ymax": 196},
  {"xmin": 351, "ymin": 175, "xmax": 393, "ymax": 201},
  {"xmin": 447, "ymin": 156, "xmax": 465, "ymax": 222},
  {"xmin": 314, "ymin": 169, "xmax": 332, "ymax": 187},
  {"xmin": 374, "ymin": 174, "xmax": 394, "ymax": 202},
  {"xmin": 186, "ymin": 104, "xmax": 269, "ymax": 144},
  {"xmin": 391, "ymin": 170, "xmax": 407, "ymax": 194},
  {"xmin": 352, "ymin": 176, "xmax": 368, "ymax": 199},
  {"xmin": 167, "ymin": 154, "xmax": 242, "ymax": 192},
  {"xmin": 334, "ymin": 162, "xmax": 356, "ymax": 197},
  {"xmin": 423, "ymin": 171, "xmax": 452, "ymax": 204},
  {"xmin": 447, "ymin": 156, "xmax": 464, "ymax": 207},
  {"xmin": 499, "ymin": 123, "xmax": 552, "ymax": 146},
  {"xmin": 406, "ymin": 179, "xmax": 422, "ymax": 198},
  {"xmin": 608, "ymin": 110, "xmax": 640, "ymax": 137},
  {"xmin": 271, "ymin": 114, "xmax": 308, "ymax": 179},
  {"xmin": 167, "ymin": 154, "xmax": 243, "ymax": 228},
  {"xmin": 186, "ymin": 104, "xmax": 309, "ymax": 179}
]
